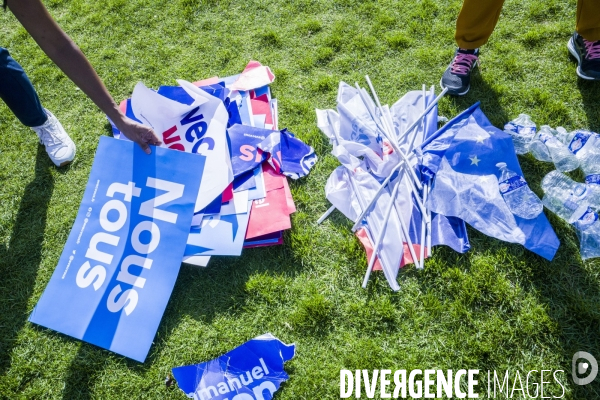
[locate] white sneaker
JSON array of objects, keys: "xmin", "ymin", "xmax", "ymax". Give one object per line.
[{"xmin": 31, "ymin": 109, "xmax": 76, "ymax": 167}]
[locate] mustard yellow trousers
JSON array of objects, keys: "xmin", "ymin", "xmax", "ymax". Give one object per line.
[{"xmin": 456, "ymin": 0, "xmax": 600, "ymax": 49}]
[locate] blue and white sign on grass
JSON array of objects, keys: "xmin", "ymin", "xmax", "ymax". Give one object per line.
[
  {"xmin": 172, "ymin": 333, "xmax": 295, "ymax": 400},
  {"xmin": 29, "ymin": 137, "xmax": 202, "ymax": 362}
]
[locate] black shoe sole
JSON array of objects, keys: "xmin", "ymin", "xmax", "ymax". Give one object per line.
[{"xmin": 568, "ymin": 38, "xmax": 600, "ymax": 81}]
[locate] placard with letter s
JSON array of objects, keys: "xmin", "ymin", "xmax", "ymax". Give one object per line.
[{"xmin": 29, "ymin": 136, "xmax": 202, "ymax": 362}]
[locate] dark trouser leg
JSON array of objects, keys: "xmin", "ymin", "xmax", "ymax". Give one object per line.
[{"xmin": 0, "ymin": 47, "xmax": 47, "ymax": 127}]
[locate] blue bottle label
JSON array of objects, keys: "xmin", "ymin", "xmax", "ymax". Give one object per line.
[
  {"xmin": 568, "ymin": 131, "xmax": 592, "ymax": 154},
  {"xmin": 506, "ymin": 123, "xmax": 536, "ymax": 136},
  {"xmin": 574, "ymin": 207, "xmax": 599, "ymax": 229},
  {"xmin": 586, "ymin": 174, "xmax": 600, "ymax": 185},
  {"xmin": 539, "ymin": 132, "xmax": 553, "ymax": 144},
  {"xmin": 499, "ymin": 175, "xmax": 528, "ymax": 194}
]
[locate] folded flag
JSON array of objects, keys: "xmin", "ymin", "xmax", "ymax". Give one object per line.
[
  {"xmin": 229, "ymin": 124, "xmax": 318, "ymax": 180},
  {"xmin": 422, "ymin": 103, "xmax": 560, "ymax": 261}
]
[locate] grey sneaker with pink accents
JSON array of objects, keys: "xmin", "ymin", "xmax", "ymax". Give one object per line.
[
  {"xmin": 568, "ymin": 32, "xmax": 600, "ymax": 81},
  {"xmin": 440, "ymin": 48, "xmax": 479, "ymax": 96}
]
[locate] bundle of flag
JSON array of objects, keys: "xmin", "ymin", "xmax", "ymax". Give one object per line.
[
  {"xmin": 110, "ymin": 61, "xmax": 317, "ymax": 267},
  {"xmin": 317, "ymin": 79, "xmax": 559, "ymax": 291}
]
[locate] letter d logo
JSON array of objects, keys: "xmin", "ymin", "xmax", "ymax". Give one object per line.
[{"xmin": 572, "ymin": 351, "xmax": 598, "ymax": 385}]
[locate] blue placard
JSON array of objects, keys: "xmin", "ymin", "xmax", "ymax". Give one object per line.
[
  {"xmin": 29, "ymin": 136, "xmax": 202, "ymax": 362},
  {"xmin": 172, "ymin": 333, "xmax": 295, "ymax": 399}
]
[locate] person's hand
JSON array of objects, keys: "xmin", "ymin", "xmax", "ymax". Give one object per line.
[{"xmin": 115, "ymin": 118, "xmax": 162, "ymax": 154}]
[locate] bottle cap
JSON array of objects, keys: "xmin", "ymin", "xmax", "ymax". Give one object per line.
[{"xmin": 496, "ymin": 162, "xmax": 507, "ymax": 169}]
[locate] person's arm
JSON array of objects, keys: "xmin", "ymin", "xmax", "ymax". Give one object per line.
[{"xmin": 7, "ymin": 0, "xmax": 162, "ymax": 153}]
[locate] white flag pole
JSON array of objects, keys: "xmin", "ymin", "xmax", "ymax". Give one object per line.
[
  {"xmin": 351, "ymin": 161, "xmax": 402, "ymax": 231},
  {"xmin": 418, "ymin": 84, "xmax": 427, "ymax": 270},
  {"xmin": 362, "ymin": 179, "xmax": 401, "ymax": 288},
  {"xmin": 395, "ymin": 189, "xmax": 420, "ymax": 266},
  {"xmin": 426, "ymin": 181, "xmax": 432, "ymax": 257},
  {"xmin": 317, "ymin": 205, "xmax": 336, "ymax": 225},
  {"xmin": 402, "ymin": 163, "xmax": 429, "ymax": 221},
  {"xmin": 423, "ymin": 182, "xmax": 431, "ymax": 259},
  {"xmin": 425, "ymin": 85, "xmax": 435, "ymax": 257}
]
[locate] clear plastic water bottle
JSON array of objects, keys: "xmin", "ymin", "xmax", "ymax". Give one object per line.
[
  {"xmin": 543, "ymin": 188, "xmax": 600, "ymax": 259},
  {"xmin": 536, "ymin": 125, "xmax": 580, "ymax": 172},
  {"xmin": 528, "ymin": 128, "xmax": 552, "ymax": 162},
  {"xmin": 553, "ymin": 126, "xmax": 570, "ymax": 144},
  {"xmin": 569, "ymin": 205, "xmax": 600, "ymax": 260},
  {"xmin": 585, "ymin": 153, "xmax": 600, "ymax": 196},
  {"xmin": 557, "ymin": 129, "xmax": 598, "ymax": 158},
  {"xmin": 542, "ymin": 193, "xmax": 578, "ymax": 220},
  {"xmin": 496, "ymin": 162, "xmax": 543, "ymax": 219},
  {"xmin": 504, "ymin": 114, "xmax": 537, "ymax": 155},
  {"xmin": 541, "ymin": 171, "xmax": 586, "ymax": 197},
  {"xmin": 541, "ymin": 170, "xmax": 600, "ymax": 209}
]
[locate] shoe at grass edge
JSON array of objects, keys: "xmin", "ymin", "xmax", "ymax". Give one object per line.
[
  {"xmin": 568, "ymin": 32, "xmax": 600, "ymax": 80},
  {"xmin": 440, "ymin": 48, "xmax": 479, "ymax": 96},
  {"xmin": 31, "ymin": 109, "xmax": 76, "ymax": 167}
]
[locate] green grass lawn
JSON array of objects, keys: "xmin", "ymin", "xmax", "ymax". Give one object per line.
[{"xmin": 1, "ymin": 0, "xmax": 600, "ymax": 398}]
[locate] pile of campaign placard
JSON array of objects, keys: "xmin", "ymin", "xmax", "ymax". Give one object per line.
[
  {"xmin": 111, "ymin": 61, "xmax": 316, "ymax": 267},
  {"xmin": 29, "ymin": 61, "xmax": 316, "ymax": 362}
]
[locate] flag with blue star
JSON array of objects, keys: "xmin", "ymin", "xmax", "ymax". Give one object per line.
[{"xmin": 420, "ymin": 103, "xmax": 559, "ymax": 261}]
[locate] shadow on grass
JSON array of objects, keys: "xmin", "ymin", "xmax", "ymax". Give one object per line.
[
  {"xmin": 577, "ymin": 79, "xmax": 600, "ymax": 132},
  {"xmin": 445, "ymin": 68, "xmax": 509, "ymax": 127},
  {"xmin": 0, "ymin": 147, "xmax": 55, "ymax": 375},
  {"xmin": 527, "ymin": 238, "xmax": 600, "ymax": 397}
]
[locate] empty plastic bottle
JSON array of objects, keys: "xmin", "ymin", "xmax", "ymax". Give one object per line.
[
  {"xmin": 497, "ymin": 162, "xmax": 543, "ymax": 219},
  {"xmin": 536, "ymin": 126, "xmax": 580, "ymax": 172},
  {"xmin": 542, "ymin": 190, "xmax": 600, "ymax": 260},
  {"xmin": 569, "ymin": 205, "xmax": 600, "ymax": 260},
  {"xmin": 528, "ymin": 129, "xmax": 553, "ymax": 162},
  {"xmin": 542, "ymin": 192, "xmax": 580, "ymax": 220},
  {"xmin": 504, "ymin": 114, "xmax": 537, "ymax": 155},
  {"xmin": 541, "ymin": 170, "xmax": 600, "ymax": 209},
  {"xmin": 557, "ymin": 129, "xmax": 598, "ymax": 158},
  {"xmin": 542, "ymin": 171, "xmax": 587, "ymax": 198}
]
